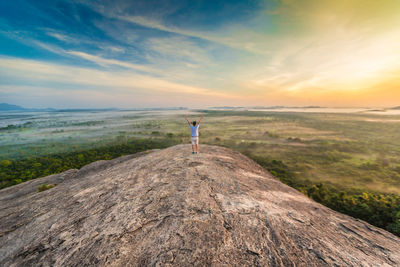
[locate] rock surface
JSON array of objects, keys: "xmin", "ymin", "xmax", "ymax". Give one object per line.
[{"xmin": 1, "ymin": 144, "xmax": 400, "ymax": 266}]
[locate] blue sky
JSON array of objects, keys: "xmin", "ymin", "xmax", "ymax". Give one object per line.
[{"xmin": 1, "ymin": 0, "xmax": 400, "ymax": 108}]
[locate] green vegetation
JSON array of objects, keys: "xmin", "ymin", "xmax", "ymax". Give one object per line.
[
  {"xmin": 1, "ymin": 109, "xmax": 400, "ymax": 236},
  {"xmin": 198, "ymin": 110, "xmax": 400, "ymax": 195},
  {"xmin": 0, "ymin": 138, "xmax": 177, "ymax": 189},
  {"xmin": 252, "ymin": 156, "xmax": 400, "ymax": 236},
  {"xmin": 37, "ymin": 183, "xmax": 56, "ymax": 192}
]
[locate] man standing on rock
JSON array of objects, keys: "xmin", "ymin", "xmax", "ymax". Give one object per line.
[{"xmin": 185, "ymin": 115, "xmax": 203, "ymax": 154}]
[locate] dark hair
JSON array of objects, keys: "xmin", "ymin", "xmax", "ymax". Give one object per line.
[{"xmin": 192, "ymin": 121, "xmax": 197, "ymax": 126}]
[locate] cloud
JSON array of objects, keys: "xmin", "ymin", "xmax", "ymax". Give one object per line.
[
  {"xmin": 102, "ymin": 46, "xmax": 125, "ymax": 53},
  {"xmin": 2, "ymin": 0, "xmax": 400, "ymax": 108},
  {"xmin": 46, "ymin": 31, "xmax": 74, "ymax": 42},
  {"xmin": 65, "ymin": 51, "xmax": 155, "ymax": 73},
  {"xmin": 95, "ymin": 11, "xmax": 266, "ymax": 55},
  {"xmin": 0, "ymin": 56, "xmax": 239, "ymax": 107}
]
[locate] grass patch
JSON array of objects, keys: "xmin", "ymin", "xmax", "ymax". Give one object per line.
[{"xmin": 37, "ymin": 183, "xmax": 56, "ymax": 192}]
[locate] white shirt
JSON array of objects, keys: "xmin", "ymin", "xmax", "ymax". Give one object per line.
[{"xmin": 190, "ymin": 124, "xmax": 199, "ymax": 137}]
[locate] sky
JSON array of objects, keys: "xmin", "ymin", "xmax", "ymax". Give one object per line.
[{"xmin": 1, "ymin": 0, "xmax": 400, "ymax": 108}]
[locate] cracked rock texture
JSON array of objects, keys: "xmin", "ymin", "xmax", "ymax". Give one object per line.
[{"xmin": 1, "ymin": 144, "xmax": 400, "ymax": 266}]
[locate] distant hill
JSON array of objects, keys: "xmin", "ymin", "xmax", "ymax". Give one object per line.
[
  {"xmin": 0, "ymin": 103, "xmax": 56, "ymax": 112},
  {"xmin": 0, "ymin": 103, "xmax": 25, "ymax": 111},
  {"xmin": 390, "ymin": 106, "xmax": 400, "ymax": 110},
  {"xmin": 1, "ymin": 144, "xmax": 399, "ymax": 266}
]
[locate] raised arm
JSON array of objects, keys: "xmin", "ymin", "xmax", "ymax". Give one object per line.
[
  {"xmin": 185, "ymin": 115, "xmax": 191, "ymax": 125},
  {"xmin": 198, "ymin": 115, "xmax": 204, "ymax": 125}
]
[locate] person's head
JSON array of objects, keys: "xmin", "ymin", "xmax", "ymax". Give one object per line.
[{"xmin": 192, "ymin": 121, "xmax": 197, "ymax": 126}]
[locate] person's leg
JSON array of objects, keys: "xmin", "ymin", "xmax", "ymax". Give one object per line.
[
  {"xmin": 191, "ymin": 137, "xmax": 195, "ymax": 153},
  {"xmin": 196, "ymin": 138, "xmax": 199, "ymax": 153}
]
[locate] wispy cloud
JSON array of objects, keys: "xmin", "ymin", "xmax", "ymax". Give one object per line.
[
  {"xmin": 46, "ymin": 31, "xmax": 74, "ymax": 43},
  {"xmin": 65, "ymin": 51, "xmax": 155, "ymax": 73},
  {"xmin": 94, "ymin": 9, "xmax": 268, "ymax": 55},
  {"xmin": 0, "ymin": 56, "xmax": 240, "ymax": 107},
  {"xmin": 2, "ymin": 0, "xmax": 400, "ymax": 107}
]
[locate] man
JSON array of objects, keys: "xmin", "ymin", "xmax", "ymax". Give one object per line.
[{"xmin": 185, "ymin": 115, "xmax": 203, "ymax": 154}]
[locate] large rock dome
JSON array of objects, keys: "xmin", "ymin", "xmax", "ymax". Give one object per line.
[{"xmin": 1, "ymin": 145, "xmax": 399, "ymax": 266}]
